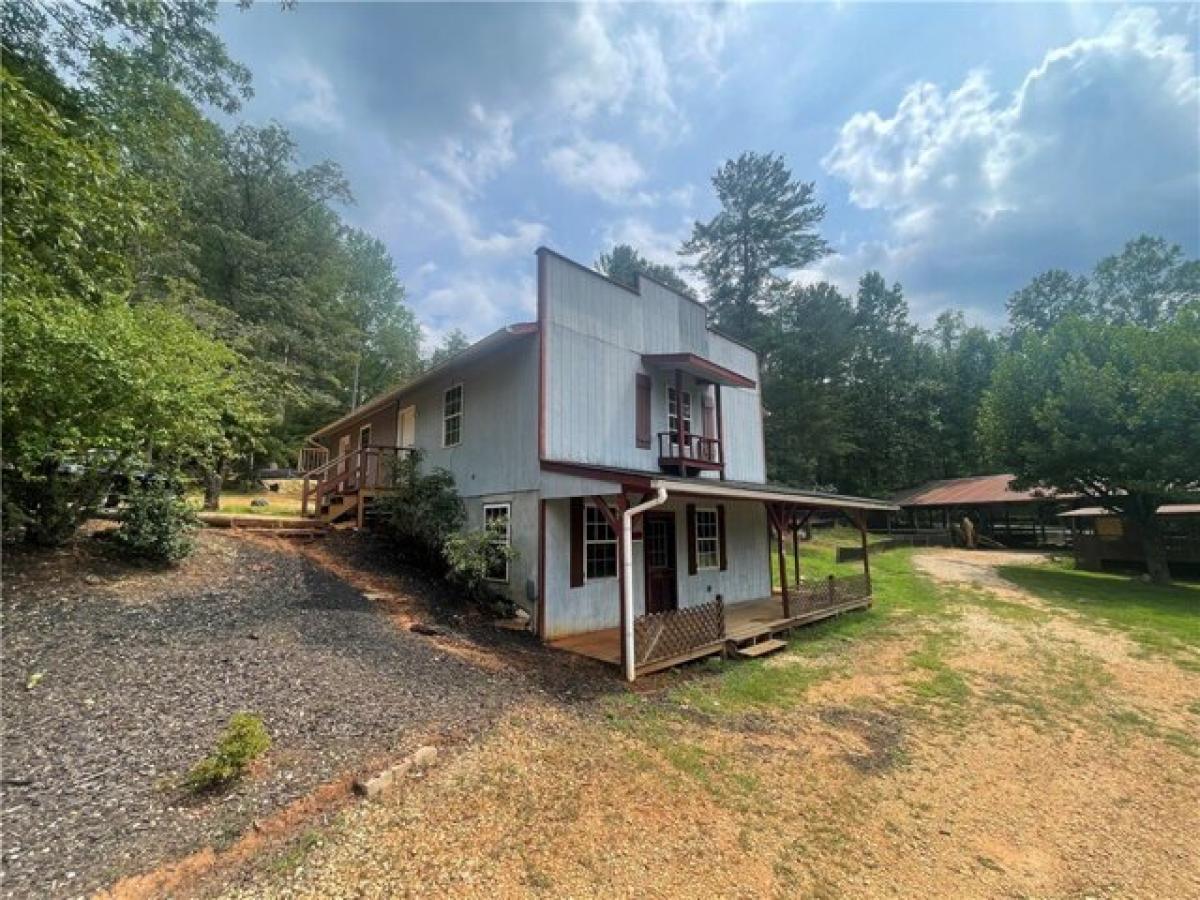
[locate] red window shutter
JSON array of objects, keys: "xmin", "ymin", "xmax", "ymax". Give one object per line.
[
  {"xmin": 717, "ymin": 505, "xmax": 728, "ymax": 571},
  {"xmin": 686, "ymin": 503, "xmax": 697, "ymax": 575},
  {"xmin": 635, "ymin": 373, "xmax": 651, "ymax": 449},
  {"xmin": 569, "ymin": 498, "xmax": 584, "ymax": 588}
]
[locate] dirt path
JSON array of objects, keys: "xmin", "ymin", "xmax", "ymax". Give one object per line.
[{"xmin": 213, "ymin": 548, "xmax": 1200, "ymax": 900}]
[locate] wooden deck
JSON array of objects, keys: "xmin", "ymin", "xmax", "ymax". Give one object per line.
[{"xmin": 548, "ymin": 593, "xmax": 870, "ymax": 674}]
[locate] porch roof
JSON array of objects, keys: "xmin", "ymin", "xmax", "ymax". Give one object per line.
[
  {"xmin": 1058, "ymin": 504, "xmax": 1200, "ymax": 518},
  {"xmin": 641, "ymin": 352, "xmax": 756, "ymax": 389},
  {"xmin": 538, "ymin": 460, "xmax": 898, "ymax": 512}
]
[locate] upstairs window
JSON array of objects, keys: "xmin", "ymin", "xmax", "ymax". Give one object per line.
[
  {"xmin": 694, "ymin": 507, "xmax": 720, "ymax": 570},
  {"xmin": 483, "ymin": 503, "xmax": 511, "ymax": 582},
  {"xmin": 667, "ymin": 386, "xmax": 692, "ymax": 436},
  {"xmin": 442, "ymin": 384, "xmax": 463, "ymax": 447},
  {"xmin": 585, "ymin": 504, "xmax": 618, "ymax": 580}
]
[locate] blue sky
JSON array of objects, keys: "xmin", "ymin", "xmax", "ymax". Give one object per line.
[{"xmin": 216, "ymin": 2, "xmax": 1199, "ymax": 350}]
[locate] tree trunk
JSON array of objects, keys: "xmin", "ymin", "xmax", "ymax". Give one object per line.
[
  {"xmin": 203, "ymin": 460, "xmax": 227, "ymax": 511},
  {"xmin": 1140, "ymin": 527, "xmax": 1172, "ymax": 585}
]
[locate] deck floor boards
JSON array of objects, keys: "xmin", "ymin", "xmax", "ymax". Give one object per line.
[{"xmin": 547, "ymin": 595, "xmax": 869, "ymax": 669}]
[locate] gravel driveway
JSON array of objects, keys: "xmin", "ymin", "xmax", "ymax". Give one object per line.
[{"xmin": 1, "ymin": 532, "xmax": 527, "ymax": 898}]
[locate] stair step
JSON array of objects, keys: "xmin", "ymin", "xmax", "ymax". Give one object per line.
[{"xmin": 734, "ymin": 638, "xmax": 787, "ymax": 659}]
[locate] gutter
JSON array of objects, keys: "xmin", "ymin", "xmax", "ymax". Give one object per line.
[{"xmin": 621, "ymin": 487, "xmax": 669, "ymax": 682}]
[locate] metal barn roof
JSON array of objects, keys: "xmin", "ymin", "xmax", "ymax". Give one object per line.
[{"xmin": 891, "ymin": 474, "xmax": 1065, "ymax": 507}]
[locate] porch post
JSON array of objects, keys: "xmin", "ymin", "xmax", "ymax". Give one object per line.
[
  {"xmin": 770, "ymin": 503, "xmax": 791, "ymax": 618},
  {"xmin": 852, "ymin": 509, "xmax": 871, "ymax": 592},
  {"xmin": 714, "ymin": 383, "xmax": 725, "ymax": 480}
]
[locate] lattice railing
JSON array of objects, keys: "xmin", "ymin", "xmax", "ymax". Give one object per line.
[
  {"xmin": 792, "ymin": 574, "xmax": 871, "ymax": 614},
  {"xmin": 634, "ymin": 597, "xmax": 725, "ymax": 667}
]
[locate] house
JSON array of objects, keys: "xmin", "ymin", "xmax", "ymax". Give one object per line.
[
  {"xmin": 301, "ymin": 248, "xmax": 898, "ymax": 679},
  {"xmin": 889, "ymin": 474, "xmax": 1074, "ymax": 548}
]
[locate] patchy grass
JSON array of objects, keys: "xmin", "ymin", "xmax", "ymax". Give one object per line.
[
  {"xmin": 998, "ymin": 561, "xmax": 1200, "ymax": 661},
  {"xmin": 187, "ymin": 492, "xmax": 304, "ymax": 518},
  {"xmin": 908, "ymin": 630, "xmax": 971, "ymax": 709}
]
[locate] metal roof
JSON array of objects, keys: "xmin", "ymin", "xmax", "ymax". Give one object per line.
[
  {"xmin": 1058, "ymin": 504, "xmax": 1200, "ymax": 518},
  {"xmin": 891, "ymin": 474, "xmax": 1065, "ymax": 507}
]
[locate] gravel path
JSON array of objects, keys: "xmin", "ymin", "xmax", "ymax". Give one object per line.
[{"xmin": 1, "ymin": 532, "xmax": 525, "ymax": 898}]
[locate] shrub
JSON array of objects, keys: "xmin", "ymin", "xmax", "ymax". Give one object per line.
[
  {"xmin": 444, "ymin": 519, "xmax": 519, "ymax": 614},
  {"xmin": 375, "ymin": 451, "xmax": 465, "ymax": 571},
  {"xmin": 113, "ymin": 478, "xmax": 198, "ymax": 563},
  {"xmin": 184, "ymin": 712, "xmax": 271, "ymax": 794}
]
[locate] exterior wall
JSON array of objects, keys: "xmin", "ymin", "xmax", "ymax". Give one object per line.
[
  {"xmin": 541, "ymin": 496, "xmax": 772, "ymax": 639},
  {"xmin": 540, "ymin": 251, "xmax": 765, "ymax": 483},
  {"xmin": 463, "ymin": 490, "xmax": 540, "ymax": 613},
  {"xmin": 321, "ymin": 336, "xmax": 540, "ymax": 498}
]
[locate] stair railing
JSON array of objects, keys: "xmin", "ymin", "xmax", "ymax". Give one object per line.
[{"xmin": 300, "ymin": 451, "xmax": 356, "ymax": 517}]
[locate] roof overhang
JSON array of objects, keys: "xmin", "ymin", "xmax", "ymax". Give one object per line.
[
  {"xmin": 538, "ymin": 461, "xmax": 897, "ymax": 512},
  {"xmin": 641, "ymin": 353, "xmax": 756, "ymax": 389},
  {"xmin": 1058, "ymin": 504, "xmax": 1200, "ymax": 518},
  {"xmin": 308, "ymin": 323, "xmax": 537, "ymax": 441}
]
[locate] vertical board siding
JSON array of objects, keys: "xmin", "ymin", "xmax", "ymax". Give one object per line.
[
  {"xmin": 540, "ymin": 252, "xmax": 765, "ymax": 482},
  {"xmin": 541, "ymin": 497, "xmax": 770, "ymax": 639}
]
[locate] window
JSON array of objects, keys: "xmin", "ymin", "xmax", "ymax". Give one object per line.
[
  {"xmin": 585, "ymin": 504, "xmax": 618, "ymax": 580},
  {"xmin": 694, "ymin": 507, "xmax": 720, "ymax": 570},
  {"xmin": 483, "ymin": 503, "xmax": 511, "ymax": 582},
  {"xmin": 667, "ymin": 386, "xmax": 692, "ymax": 436},
  {"xmin": 358, "ymin": 424, "xmax": 371, "ymax": 449},
  {"xmin": 442, "ymin": 384, "xmax": 463, "ymax": 447}
]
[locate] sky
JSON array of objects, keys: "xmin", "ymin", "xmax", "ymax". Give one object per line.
[{"xmin": 216, "ymin": 2, "xmax": 1200, "ymax": 350}]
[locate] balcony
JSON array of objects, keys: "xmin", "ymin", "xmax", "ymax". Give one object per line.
[{"xmin": 657, "ymin": 431, "xmax": 723, "ymax": 475}]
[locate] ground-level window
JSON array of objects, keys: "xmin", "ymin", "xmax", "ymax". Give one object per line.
[
  {"xmin": 585, "ymin": 504, "xmax": 618, "ymax": 580},
  {"xmin": 443, "ymin": 384, "xmax": 463, "ymax": 447},
  {"xmin": 667, "ymin": 386, "xmax": 692, "ymax": 436},
  {"xmin": 483, "ymin": 502, "xmax": 511, "ymax": 582},
  {"xmin": 694, "ymin": 506, "xmax": 720, "ymax": 570}
]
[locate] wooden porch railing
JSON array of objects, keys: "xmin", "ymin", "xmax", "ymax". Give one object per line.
[
  {"xmin": 791, "ymin": 573, "xmax": 871, "ymax": 614},
  {"xmin": 634, "ymin": 597, "xmax": 725, "ymax": 668},
  {"xmin": 656, "ymin": 431, "xmax": 722, "ymax": 469},
  {"xmin": 298, "ymin": 443, "xmax": 329, "ymax": 473},
  {"xmin": 301, "ymin": 445, "xmax": 412, "ymax": 516}
]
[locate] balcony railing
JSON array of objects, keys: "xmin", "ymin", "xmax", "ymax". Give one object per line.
[
  {"xmin": 657, "ymin": 431, "xmax": 722, "ymax": 473},
  {"xmin": 301, "ymin": 445, "xmax": 413, "ymax": 516}
]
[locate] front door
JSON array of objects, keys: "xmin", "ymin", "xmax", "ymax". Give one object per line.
[
  {"xmin": 397, "ymin": 405, "xmax": 416, "ymax": 448},
  {"xmin": 643, "ymin": 512, "xmax": 678, "ymax": 614}
]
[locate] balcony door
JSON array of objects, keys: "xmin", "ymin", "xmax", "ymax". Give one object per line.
[{"xmin": 643, "ymin": 512, "xmax": 678, "ymax": 614}]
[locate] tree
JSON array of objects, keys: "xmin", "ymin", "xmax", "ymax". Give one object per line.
[
  {"xmin": 596, "ymin": 244, "xmax": 692, "ymax": 297},
  {"xmin": 428, "ymin": 329, "xmax": 472, "ymax": 367},
  {"xmin": 979, "ymin": 309, "xmax": 1200, "ymax": 583},
  {"xmin": 927, "ymin": 311, "xmax": 1001, "ymax": 477},
  {"xmin": 681, "ymin": 151, "xmax": 829, "ymax": 343}
]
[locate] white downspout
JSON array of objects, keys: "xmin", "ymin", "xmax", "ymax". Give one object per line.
[{"xmin": 622, "ymin": 487, "xmax": 669, "ymax": 682}]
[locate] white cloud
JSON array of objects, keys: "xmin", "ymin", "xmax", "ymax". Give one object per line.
[
  {"xmin": 276, "ymin": 59, "xmax": 344, "ymax": 132},
  {"xmin": 437, "ymin": 104, "xmax": 516, "ymax": 193},
  {"xmin": 821, "ymin": 7, "xmax": 1200, "ymax": 315},
  {"xmin": 416, "ymin": 271, "xmax": 536, "ymax": 352},
  {"xmin": 600, "ymin": 215, "xmax": 703, "ymax": 294},
  {"xmin": 544, "ymin": 137, "xmax": 646, "ymax": 203}
]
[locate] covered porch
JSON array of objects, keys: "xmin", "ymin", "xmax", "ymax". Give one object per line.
[{"xmin": 539, "ymin": 462, "xmax": 898, "ymax": 679}]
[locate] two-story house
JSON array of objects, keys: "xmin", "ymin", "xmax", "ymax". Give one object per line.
[{"xmin": 302, "ymin": 248, "xmax": 896, "ymax": 679}]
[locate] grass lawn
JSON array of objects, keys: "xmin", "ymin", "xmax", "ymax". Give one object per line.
[
  {"xmin": 187, "ymin": 491, "xmax": 304, "ymax": 517},
  {"xmin": 998, "ymin": 559, "xmax": 1200, "ymax": 662}
]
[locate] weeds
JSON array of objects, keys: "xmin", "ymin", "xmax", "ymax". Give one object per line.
[{"xmin": 184, "ymin": 712, "xmax": 271, "ymax": 794}]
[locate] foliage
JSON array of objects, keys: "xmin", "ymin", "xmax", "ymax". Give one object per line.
[
  {"xmin": 681, "ymin": 151, "xmax": 829, "ymax": 342},
  {"xmin": 114, "ymin": 479, "xmax": 199, "ymax": 564},
  {"xmin": 427, "ymin": 329, "xmax": 472, "ymax": 367},
  {"xmin": 444, "ymin": 519, "xmax": 520, "ymax": 612},
  {"xmin": 979, "ymin": 308, "xmax": 1200, "ymax": 581},
  {"xmin": 596, "ymin": 244, "xmax": 693, "ymax": 297},
  {"xmin": 375, "ymin": 452, "xmax": 466, "ymax": 571},
  {"xmin": 184, "ymin": 712, "xmax": 271, "ymax": 794}
]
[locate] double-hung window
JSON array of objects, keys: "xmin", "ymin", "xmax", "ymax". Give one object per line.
[
  {"xmin": 667, "ymin": 386, "xmax": 692, "ymax": 436},
  {"xmin": 584, "ymin": 504, "xmax": 618, "ymax": 580},
  {"xmin": 694, "ymin": 507, "xmax": 721, "ymax": 570},
  {"xmin": 483, "ymin": 503, "xmax": 511, "ymax": 582},
  {"xmin": 442, "ymin": 384, "xmax": 463, "ymax": 447}
]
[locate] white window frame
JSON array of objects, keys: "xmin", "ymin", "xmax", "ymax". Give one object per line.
[
  {"xmin": 584, "ymin": 502, "xmax": 618, "ymax": 582},
  {"xmin": 694, "ymin": 506, "xmax": 721, "ymax": 571},
  {"xmin": 442, "ymin": 383, "xmax": 463, "ymax": 448},
  {"xmin": 483, "ymin": 502, "xmax": 511, "ymax": 583},
  {"xmin": 666, "ymin": 386, "xmax": 693, "ymax": 436}
]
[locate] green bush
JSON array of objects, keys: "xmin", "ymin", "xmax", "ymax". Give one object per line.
[
  {"xmin": 184, "ymin": 712, "xmax": 271, "ymax": 794},
  {"xmin": 375, "ymin": 451, "xmax": 465, "ymax": 571},
  {"xmin": 114, "ymin": 478, "xmax": 198, "ymax": 563},
  {"xmin": 444, "ymin": 519, "xmax": 519, "ymax": 614}
]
